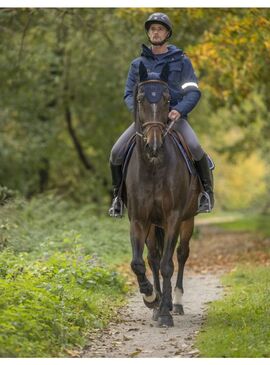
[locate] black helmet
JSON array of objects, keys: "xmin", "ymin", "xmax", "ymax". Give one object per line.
[{"xmin": 144, "ymin": 13, "xmax": 172, "ymax": 38}]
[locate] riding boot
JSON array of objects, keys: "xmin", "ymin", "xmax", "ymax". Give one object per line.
[
  {"xmin": 194, "ymin": 154, "xmax": 214, "ymax": 213},
  {"xmin": 108, "ymin": 163, "xmax": 124, "ymax": 217}
]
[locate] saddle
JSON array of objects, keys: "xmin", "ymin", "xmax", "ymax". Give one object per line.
[{"xmin": 117, "ymin": 132, "xmax": 214, "ymax": 202}]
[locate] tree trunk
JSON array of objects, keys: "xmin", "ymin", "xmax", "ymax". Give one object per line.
[{"xmin": 64, "ymin": 103, "xmax": 95, "ymax": 172}]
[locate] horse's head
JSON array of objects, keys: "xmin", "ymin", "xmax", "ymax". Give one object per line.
[{"xmin": 135, "ymin": 61, "xmax": 170, "ymax": 159}]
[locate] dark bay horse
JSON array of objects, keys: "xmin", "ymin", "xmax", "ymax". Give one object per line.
[{"xmin": 125, "ymin": 62, "xmax": 200, "ymax": 327}]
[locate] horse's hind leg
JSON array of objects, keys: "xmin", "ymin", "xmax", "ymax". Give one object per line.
[
  {"xmin": 130, "ymin": 220, "xmax": 155, "ymax": 305},
  {"xmin": 173, "ymin": 217, "xmax": 194, "ymax": 315}
]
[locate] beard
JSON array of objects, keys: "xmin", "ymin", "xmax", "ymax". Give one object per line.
[{"xmin": 150, "ymin": 37, "xmax": 167, "ymax": 46}]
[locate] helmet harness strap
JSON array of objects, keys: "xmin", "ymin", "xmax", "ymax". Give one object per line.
[{"xmin": 146, "ymin": 31, "xmax": 170, "ymax": 46}]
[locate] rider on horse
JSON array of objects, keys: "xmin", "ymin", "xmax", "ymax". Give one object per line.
[{"xmin": 109, "ymin": 12, "xmax": 214, "ymax": 217}]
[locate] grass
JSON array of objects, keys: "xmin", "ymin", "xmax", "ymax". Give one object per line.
[
  {"xmin": 212, "ymin": 214, "xmax": 270, "ymax": 238},
  {"xmin": 196, "ymin": 265, "xmax": 270, "ymax": 357},
  {"xmin": 196, "ymin": 213, "xmax": 270, "ymax": 357},
  {"xmin": 0, "ymin": 194, "xmax": 131, "ymax": 357}
]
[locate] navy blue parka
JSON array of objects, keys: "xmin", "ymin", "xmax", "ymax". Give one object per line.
[{"xmin": 124, "ymin": 44, "xmax": 201, "ymax": 118}]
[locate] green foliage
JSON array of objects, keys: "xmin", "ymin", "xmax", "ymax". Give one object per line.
[
  {"xmin": 0, "ymin": 194, "xmax": 131, "ymax": 264},
  {"xmin": 0, "ymin": 186, "xmax": 17, "ymax": 206},
  {"xmin": 0, "ymin": 8, "xmax": 269, "ymax": 211},
  {"xmin": 196, "ymin": 265, "xmax": 270, "ymax": 357},
  {"xmin": 215, "ymin": 214, "xmax": 270, "ymax": 238},
  {"xmin": 0, "ymin": 248, "xmax": 127, "ymax": 357},
  {"xmin": 0, "ymin": 195, "xmax": 131, "ymax": 357}
]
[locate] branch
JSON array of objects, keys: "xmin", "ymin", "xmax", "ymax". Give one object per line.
[
  {"xmin": 17, "ymin": 9, "xmax": 34, "ymax": 64},
  {"xmin": 64, "ymin": 104, "xmax": 95, "ymax": 172}
]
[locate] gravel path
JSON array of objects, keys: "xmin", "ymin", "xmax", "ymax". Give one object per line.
[{"xmin": 82, "ymin": 273, "xmax": 223, "ymax": 358}]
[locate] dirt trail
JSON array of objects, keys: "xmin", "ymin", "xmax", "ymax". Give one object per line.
[
  {"xmin": 82, "ymin": 273, "xmax": 222, "ymax": 358},
  {"xmin": 81, "ymin": 222, "xmax": 269, "ymax": 358}
]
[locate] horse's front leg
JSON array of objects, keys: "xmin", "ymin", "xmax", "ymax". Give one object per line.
[
  {"xmin": 158, "ymin": 218, "xmax": 180, "ymax": 327},
  {"xmin": 173, "ymin": 217, "xmax": 194, "ymax": 315},
  {"xmin": 145, "ymin": 225, "xmax": 162, "ymax": 314},
  {"xmin": 146, "ymin": 225, "xmax": 162, "ymax": 295},
  {"xmin": 130, "ymin": 220, "xmax": 156, "ymax": 306}
]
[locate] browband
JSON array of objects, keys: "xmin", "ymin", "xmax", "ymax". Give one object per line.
[{"xmin": 138, "ymin": 79, "xmax": 168, "ymax": 87}]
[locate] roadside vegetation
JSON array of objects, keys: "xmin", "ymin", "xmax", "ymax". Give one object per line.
[
  {"xmin": 0, "ymin": 195, "xmax": 130, "ymax": 357},
  {"xmin": 215, "ymin": 214, "xmax": 270, "ymax": 238},
  {"xmin": 196, "ymin": 265, "xmax": 270, "ymax": 357},
  {"xmin": 196, "ymin": 215, "xmax": 270, "ymax": 357}
]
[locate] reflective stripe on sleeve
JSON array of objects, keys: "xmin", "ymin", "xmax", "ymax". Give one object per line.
[{"xmin": 181, "ymin": 82, "xmax": 199, "ymax": 89}]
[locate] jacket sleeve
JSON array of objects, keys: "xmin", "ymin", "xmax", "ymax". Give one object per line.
[
  {"xmin": 124, "ymin": 62, "xmax": 138, "ymax": 112},
  {"xmin": 173, "ymin": 57, "xmax": 201, "ymax": 116}
]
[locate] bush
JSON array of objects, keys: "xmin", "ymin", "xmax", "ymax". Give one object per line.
[
  {"xmin": 0, "ymin": 186, "xmax": 16, "ymax": 206},
  {"xmin": 0, "ymin": 194, "xmax": 131, "ymax": 265},
  {"xmin": 0, "ymin": 248, "xmax": 127, "ymax": 357}
]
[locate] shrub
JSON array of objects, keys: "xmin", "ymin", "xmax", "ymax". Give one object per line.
[{"xmin": 0, "ymin": 248, "xmax": 127, "ymax": 357}]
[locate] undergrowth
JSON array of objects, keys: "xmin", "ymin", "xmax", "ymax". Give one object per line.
[
  {"xmin": 0, "ymin": 248, "xmax": 127, "ymax": 357},
  {"xmin": 0, "ymin": 194, "xmax": 130, "ymax": 357}
]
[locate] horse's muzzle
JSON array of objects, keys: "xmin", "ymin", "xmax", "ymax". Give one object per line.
[{"xmin": 145, "ymin": 142, "xmax": 159, "ymax": 157}]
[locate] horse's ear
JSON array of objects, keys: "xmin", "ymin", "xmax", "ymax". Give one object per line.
[
  {"xmin": 160, "ymin": 63, "xmax": 169, "ymax": 82},
  {"xmin": 139, "ymin": 61, "xmax": 148, "ymax": 82}
]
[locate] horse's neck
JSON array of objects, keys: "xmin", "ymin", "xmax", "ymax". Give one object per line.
[{"xmin": 135, "ymin": 135, "xmax": 170, "ymax": 171}]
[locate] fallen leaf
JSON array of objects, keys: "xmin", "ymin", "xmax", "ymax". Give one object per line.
[
  {"xmin": 130, "ymin": 349, "xmax": 142, "ymax": 357},
  {"xmin": 123, "ymin": 335, "xmax": 132, "ymax": 341},
  {"xmin": 65, "ymin": 349, "xmax": 81, "ymax": 357}
]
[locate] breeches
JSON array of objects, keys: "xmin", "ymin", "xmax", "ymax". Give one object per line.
[{"xmin": 110, "ymin": 118, "xmax": 205, "ymax": 165}]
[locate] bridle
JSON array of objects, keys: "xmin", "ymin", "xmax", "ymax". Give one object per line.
[{"xmin": 136, "ymin": 79, "xmax": 174, "ymax": 140}]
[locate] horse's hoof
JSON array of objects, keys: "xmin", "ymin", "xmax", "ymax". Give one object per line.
[
  {"xmin": 152, "ymin": 308, "xmax": 159, "ymax": 321},
  {"xmin": 158, "ymin": 314, "xmax": 174, "ymax": 327},
  {"xmin": 173, "ymin": 304, "xmax": 184, "ymax": 315},
  {"xmin": 143, "ymin": 292, "xmax": 160, "ymax": 309}
]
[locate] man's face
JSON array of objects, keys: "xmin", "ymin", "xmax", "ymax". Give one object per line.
[{"xmin": 148, "ymin": 23, "xmax": 169, "ymax": 45}]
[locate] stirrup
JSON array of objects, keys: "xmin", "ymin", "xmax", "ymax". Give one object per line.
[
  {"xmin": 108, "ymin": 197, "xmax": 124, "ymax": 218},
  {"xmin": 197, "ymin": 191, "xmax": 212, "ymax": 214}
]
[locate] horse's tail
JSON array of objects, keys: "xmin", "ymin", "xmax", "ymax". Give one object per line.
[{"xmin": 155, "ymin": 226, "xmax": 164, "ymax": 257}]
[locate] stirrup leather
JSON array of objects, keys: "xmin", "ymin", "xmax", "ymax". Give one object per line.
[
  {"xmin": 197, "ymin": 191, "xmax": 212, "ymax": 213},
  {"xmin": 108, "ymin": 196, "xmax": 124, "ymax": 218}
]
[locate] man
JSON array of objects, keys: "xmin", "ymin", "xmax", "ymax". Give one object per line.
[{"xmin": 109, "ymin": 12, "xmax": 214, "ymax": 217}]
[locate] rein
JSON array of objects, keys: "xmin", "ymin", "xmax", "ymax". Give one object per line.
[{"xmin": 136, "ymin": 120, "xmax": 175, "ymax": 140}]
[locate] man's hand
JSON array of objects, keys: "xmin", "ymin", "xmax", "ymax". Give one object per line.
[{"xmin": 168, "ymin": 109, "xmax": 181, "ymax": 121}]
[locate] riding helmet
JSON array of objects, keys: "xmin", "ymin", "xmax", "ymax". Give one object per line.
[{"xmin": 144, "ymin": 13, "xmax": 172, "ymax": 38}]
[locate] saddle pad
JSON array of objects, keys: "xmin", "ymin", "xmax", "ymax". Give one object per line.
[
  {"xmin": 169, "ymin": 132, "xmax": 196, "ymax": 175},
  {"xmin": 122, "ymin": 135, "xmax": 136, "ymax": 180},
  {"xmin": 207, "ymin": 154, "xmax": 215, "ymax": 170},
  {"xmin": 170, "ymin": 130, "xmax": 215, "ymax": 172}
]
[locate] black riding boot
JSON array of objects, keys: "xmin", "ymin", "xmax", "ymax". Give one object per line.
[
  {"xmin": 194, "ymin": 154, "xmax": 214, "ymax": 213},
  {"xmin": 108, "ymin": 163, "xmax": 124, "ymax": 217}
]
